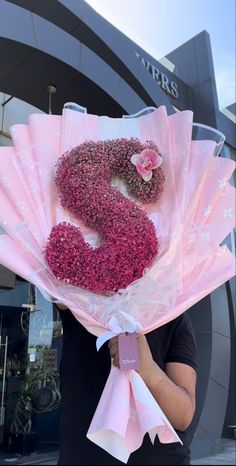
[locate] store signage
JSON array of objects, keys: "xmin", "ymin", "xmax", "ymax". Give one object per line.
[{"xmin": 135, "ymin": 51, "xmax": 179, "ymax": 99}]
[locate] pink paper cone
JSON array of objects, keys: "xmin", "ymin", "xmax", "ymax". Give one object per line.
[{"xmin": 0, "ymin": 105, "xmax": 235, "ymax": 462}]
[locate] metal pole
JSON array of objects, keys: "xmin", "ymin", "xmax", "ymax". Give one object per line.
[
  {"xmin": 47, "ymin": 85, "xmax": 57, "ymax": 115},
  {"xmin": 1, "ymin": 96, "xmax": 14, "ymax": 107}
]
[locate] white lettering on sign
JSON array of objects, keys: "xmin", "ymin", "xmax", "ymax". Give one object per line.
[
  {"xmin": 122, "ymin": 359, "xmax": 136, "ymax": 364},
  {"xmin": 135, "ymin": 51, "xmax": 179, "ymax": 99}
]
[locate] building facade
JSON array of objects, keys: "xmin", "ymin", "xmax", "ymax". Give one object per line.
[{"xmin": 0, "ymin": 0, "xmax": 235, "ymax": 459}]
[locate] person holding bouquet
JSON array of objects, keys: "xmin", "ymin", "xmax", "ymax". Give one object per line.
[{"xmin": 56, "ymin": 303, "xmax": 197, "ymax": 466}]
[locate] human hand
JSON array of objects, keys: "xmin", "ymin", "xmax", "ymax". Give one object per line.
[{"xmin": 108, "ymin": 333, "xmax": 156, "ymax": 384}]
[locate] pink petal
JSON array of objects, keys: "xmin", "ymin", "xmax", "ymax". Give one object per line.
[
  {"xmin": 141, "ymin": 149, "xmax": 159, "ymax": 168},
  {"xmin": 131, "ymin": 153, "xmax": 140, "ymax": 165},
  {"xmin": 136, "ymin": 162, "xmax": 150, "ymax": 176},
  {"xmin": 152, "ymin": 154, "xmax": 163, "ymax": 169},
  {"xmin": 141, "ymin": 170, "xmax": 152, "ymax": 182}
]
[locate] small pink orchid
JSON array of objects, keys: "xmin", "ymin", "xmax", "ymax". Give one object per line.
[{"xmin": 131, "ymin": 148, "xmax": 163, "ymax": 182}]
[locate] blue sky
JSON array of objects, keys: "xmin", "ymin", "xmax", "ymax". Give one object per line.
[{"xmin": 86, "ymin": 0, "xmax": 235, "ymax": 110}]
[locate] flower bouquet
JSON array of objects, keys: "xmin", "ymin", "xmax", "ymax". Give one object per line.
[{"xmin": 0, "ymin": 104, "xmax": 235, "ymax": 462}]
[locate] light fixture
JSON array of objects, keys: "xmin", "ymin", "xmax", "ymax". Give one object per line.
[{"xmin": 47, "ymin": 85, "xmax": 57, "ymax": 114}]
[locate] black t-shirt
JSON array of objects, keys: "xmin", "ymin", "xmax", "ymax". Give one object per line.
[{"xmin": 58, "ymin": 310, "xmax": 197, "ymax": 465}]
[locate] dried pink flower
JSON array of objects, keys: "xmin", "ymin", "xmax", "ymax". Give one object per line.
[
  {"xmin": 45, "ymin": 138, "xmax": 165, "ymax": 295},
  {"xmin": 131, "ymin": 148, "xmax": 163, "ymax": 181}
]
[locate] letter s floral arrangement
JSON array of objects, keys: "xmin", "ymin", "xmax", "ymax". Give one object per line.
[
  {"xmin": 0, "ymin": 105, "xmax": 235, "ymax": 462},
  {"xmin": 45, "ymin": 140, "xmax": 164, "ymax": 293}
]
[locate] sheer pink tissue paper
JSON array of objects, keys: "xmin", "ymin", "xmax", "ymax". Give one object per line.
[{"xmin": 0, "ymin": 105, "xmax": 235, "ymax": 462}]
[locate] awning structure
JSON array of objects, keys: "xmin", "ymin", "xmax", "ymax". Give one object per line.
[{"xmin": 0, "ymin": 0, "xmax": 178, "ymax": 115}]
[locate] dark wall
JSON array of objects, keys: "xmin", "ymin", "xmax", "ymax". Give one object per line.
[
  {"xmin": 0, "ymin": 281, "xmax": 29, "ymax": 308},
  {"xmin": 167, "ymin": 30, "xmax": 235, "ymax": 148},
  {"xmin": 167, "ymin": 30, "xmax": 235, "ymax": 457},
  {"xmin": 0, "ymin": 266, "xmax": 15, "ymax": 290},
  {"xmin": 222, "ymin": 280, "xmax": 236, "ymax": 437}
]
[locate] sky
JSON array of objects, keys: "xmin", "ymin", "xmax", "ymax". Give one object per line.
[{"xmin": 85, "ymin": 0, "xmax": 235, "ymax": 110}]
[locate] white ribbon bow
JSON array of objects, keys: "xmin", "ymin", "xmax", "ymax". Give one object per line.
[{"xmin": 96, "ymin": 311, "xmax": 143, "ymax": 351}]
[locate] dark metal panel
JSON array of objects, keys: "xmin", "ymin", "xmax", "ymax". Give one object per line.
[
  {"xmin": 57, "ymin": 0, "xmax": 86, "ymax": 21},
  {"xmin": 135, "ymin": 48, "xmax": 191, "ymax": 110},
  {"xmin": 190, "ymin": 285, "xmax": 232, "ymax": 456},
  {"xmin": 52, "ymin": 0, "xmax": 175, "ymax": 111},
  {"xmin": 185, "ymin": 302, "xmax": 212, "ymax": 447},
  {"xmin": 70, "ymin": 0, "xmax": 175, "ymax": 111},
  {"xmin": 64, "ymin": 1, "xmax": 189, "ymax": 110},
  {"xmin": 45, "ymin": 70, "xmax": 126, "ymax": 117},
  {"xmin": 77, "ymin": 4, "xmax": 144, "ymax": 73},
  {"xmin": 167, "ymin": 35, "xmax": 200, "ymax": 86},
  {"xmin": 0, "ymin": 38, "xmax": 33, "ymax": 83},
  {"xmin": 0, "ymin": 43, "xmax": 126, "ymax": 116},
  {"xmin": 0, "ymin": 265, "xmax": 15, "ymax": 289},
  {"xmin": 0, "ymin": 1, "xmax": 148, "ymax": 114},
  {"xmin": 32, "ymin": 13, "xmax": 81, "ymax": 69},
  {"xmin": 35, "ymin": 0, "xmax": 83, "ymax": 31},
  {"xmin": 111, "ymin": 78, "xmax": 148, "ymax": 115},
  {"xmin": 6, "ymin": 0, "xmax": 166, "ymax": 109},
  {"xmin": 188, "ymin": 375, "xmax": 211, "ymax": 446},
  {"xmin": 191, "ymin": 424, "xmax": 218, "ymax": 460},
  {"xmin": 7, "ymin": 0, "xmax": 85, "ymax": 27},
  {"xmin": 0, "ymin": 47, "xmax": 78, "ymax": 111},
  {"xmin": 194, "ymin": 332, "xmax": 212, "ymax": 378},
  {"xmin": 216, "ymin": 111, "xmax": 236, "ymax": 148},
  {"xmin": 211, "ymin": 332, "xmax": 231, "ymax": 388},
  {"xmin": 227, "ymin": 103, "xmax": 236, "ymax": 115},
  {"xmin": 187, "ymin": 296, "xmax": 212, "ymax": 333},
  {"xmin": 223, "ymin": 279, "xmax": 236, "ymax": 436},
  {"xmin": 4, "ymin": 2, "xmax": 214, "ymax": 117},
  {"xmin": 0, "ymin": 280, "xmax": 29, "ymax": 305},
  {"xmin": 1, "ymin": 0, "xmax": 36, "ymax": 45},
  {"xmin": 210, "ymin": 285, "xmax": 231, "ymax": 337},
  {"xmin": 6, "ymin": 0, "xmax": 40, "ymax": 11},
  {"xmin": 198, "ymin": 379, "xmax": 229, "ymax": 440},
  {"xmin": 135, "ymin": 61, "xmax": 174, "ymax": 113},
  {"xmin": 79, "ymin": 43, "xmax": 122, "ymax": 98},
  {"xmin": 167, "ymin": 31, "xmax": 219, "ymax": 125}
]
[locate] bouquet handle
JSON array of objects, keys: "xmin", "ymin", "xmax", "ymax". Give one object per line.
[{"xmin": 87, "ymin": 365, "xmax": 182, "ymax": 463}]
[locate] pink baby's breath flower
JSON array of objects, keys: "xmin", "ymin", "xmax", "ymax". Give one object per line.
[
  {"xmin": 131, "ymin": 148, "xmax": 163, "ymax": 181},
  {"xmin": 45, "ymin": 138, "xmax": 165, "ymax": 295}
]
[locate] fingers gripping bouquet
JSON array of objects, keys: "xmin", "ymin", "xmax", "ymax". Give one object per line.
[{"xmin": 0, "ymin": 105, "xmax": 235, "ymax": 462}]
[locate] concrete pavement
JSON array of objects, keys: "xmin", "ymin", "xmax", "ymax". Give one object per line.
[
  {"xmin": 192, "ymin": 439, "xmax": 235, "ymax": 465},
  {"xmin": 0, "ymin": 439, "xmax": 235, "ymax": 465}
]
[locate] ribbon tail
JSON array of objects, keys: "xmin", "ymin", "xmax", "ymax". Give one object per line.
[{"xmin": 96, "ymin": 331, "xmax": 116, "ymax": 351}]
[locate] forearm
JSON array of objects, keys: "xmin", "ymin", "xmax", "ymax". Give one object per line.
[
  {"xmin": 140, "ymin": 362, "xmax": 195, "ymax": 432},
  {"xmin": 55, "ymin": 303, "xmax": 67, "ymax": 310}
]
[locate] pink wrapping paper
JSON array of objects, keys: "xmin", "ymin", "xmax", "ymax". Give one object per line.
[
  {"xmin": 87, "ymin": 367, "xmax": 182, "ymax": 463},
  {"xmin": 0, "ymin": 105, "xmax": 235, "ymax": 462}
]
